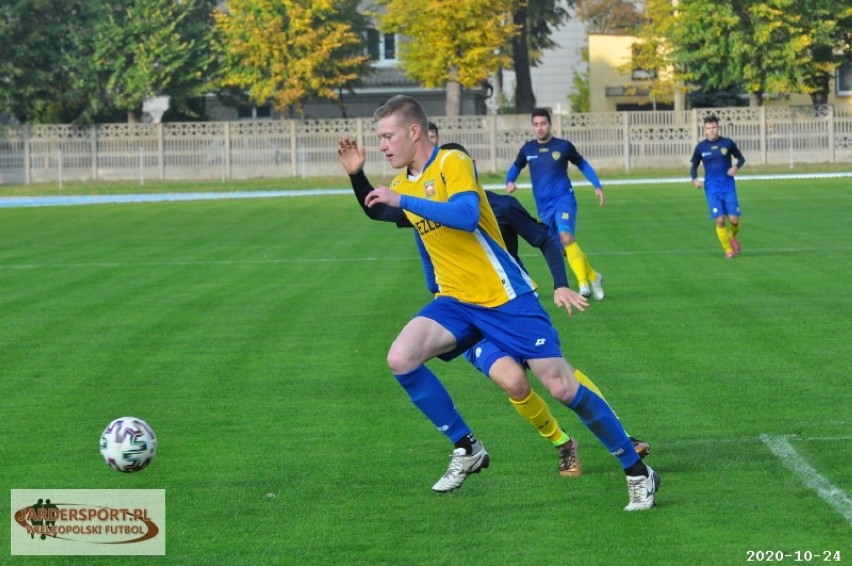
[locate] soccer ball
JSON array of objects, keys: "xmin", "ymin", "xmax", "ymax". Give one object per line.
[{"xmin": 99, "ymin": 417, "xmax": 157, "ymax": 473}]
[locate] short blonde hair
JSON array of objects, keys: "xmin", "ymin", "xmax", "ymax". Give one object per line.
[{"xmin": 374, "ymin": 95, "xmax": 429, "ymax": 132}]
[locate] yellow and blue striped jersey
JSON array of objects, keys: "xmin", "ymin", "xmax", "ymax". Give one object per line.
[{"xmin": 390, "ymin": 149, "xmax": 536, "ymax": 307}]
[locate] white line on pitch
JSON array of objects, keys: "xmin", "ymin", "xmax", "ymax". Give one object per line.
[
  {"xmin": 760, "ymin": 434, "xmax": 852, "ymax": 525},
  {"xmin": 0, "ymin": 245, "xmax": 848, "ymax": 271}
]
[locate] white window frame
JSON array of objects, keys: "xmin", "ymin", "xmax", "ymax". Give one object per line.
[{"xmin": 366, "ymin": 29, "xmax": 399, "ymax": 68}]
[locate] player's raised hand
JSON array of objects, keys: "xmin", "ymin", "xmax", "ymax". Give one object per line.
[
  {"xmin": 365, "ymin": 185, "xmax": 402, "ymax": 209},
  {"xmin": 337, "ymin": 137, "xmax": 366, "ymax": 174},
  {"xmin": 553, "ymin": 287, "xmax": 588, "ymax": 317}
]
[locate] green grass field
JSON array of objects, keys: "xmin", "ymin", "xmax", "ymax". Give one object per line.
[{"xmin": 1, "ymin": 175, "xmax": 849, "ymax": 564}]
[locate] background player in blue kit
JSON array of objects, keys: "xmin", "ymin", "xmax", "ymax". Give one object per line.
[
  {"xmin": 690, "ymin": 115, "xmax": 746, "ymax": 259},
  {"xmin": 342, "ymin": 95, "xmax": 659, "ymax": 510},
  {"xmin": 505, "ymin": 108, "xmax": 606, "ymax": 301}
]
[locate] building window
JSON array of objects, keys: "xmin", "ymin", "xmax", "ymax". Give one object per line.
[
  {"xmin": 237, "ymin": 105, "xmax": 272, "ymax": 120},
  {"xmin": 366, "ymin": 28, "xmax": 398, "ymax": 67},
  {"xmin": 836, "ymin": 63, "xmax": 852, "ymax": 97}
]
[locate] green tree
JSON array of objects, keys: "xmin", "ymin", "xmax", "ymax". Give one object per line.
[
  {"xmin": 672, "ymin": 0, "xmax": 810, "ymax": 107},
  {"xmin": 95, "ymin": 0, "xmax": 216, "ymax": 122},
  {"xmin": 378, "ymin": 0, "xmax": 517, "ymax": 117},
  {"xmin": 618, "ymin": 0, "xmax": 679, "ymax": 110},
  {"xmin": 568, "ymin": 48, "xmax": 590, "ymax": 113},
  {"xmin": 0, "ymin": 0, "xmax": 104, "ymax": 123},
  {"xmin": 798, "ymin": 1, "xmax": 852, "ymax": 105},
  {"xmin": 576, "ymin": 0, "xmax": 642, "ymax": 34},
  {"xmin": 214, "ymin": 0, "xmax": 370, "ymax": 117}
]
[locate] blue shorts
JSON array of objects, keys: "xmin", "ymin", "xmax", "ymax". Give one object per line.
[
  {"xmin": 704, "ymin": 181, "xmax": 740, "ymax": 219},
  {"xmin": 464, "ymin": 339, "xmax": 524, "ymax": 378},
  {"xmin": 541, "ymin": 194, "xmax": 578, "ymax": 238},
  {"xmin": 419, "ymin": 293, "xmax": 564, "ymax": 364}
]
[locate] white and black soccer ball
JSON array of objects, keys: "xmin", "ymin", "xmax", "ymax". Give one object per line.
[{"xmin": 99, "ymin": 417, "xmax": 157, "ymax": 473}]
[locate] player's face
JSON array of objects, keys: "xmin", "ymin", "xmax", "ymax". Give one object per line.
[
  {"xmin": 377, "ymin": 115, "xmax": 416, "ymax": 169},
  {"xmin": 427, "ymin": 129, "xmax": 438, "ymax": 145},
  {"xmin": 532, "ymin": 116, "xmax": 552, "ymax": 142},
  {"xmin": 704, "ymin": 122, "xmax": 719, "ymax": 141}
]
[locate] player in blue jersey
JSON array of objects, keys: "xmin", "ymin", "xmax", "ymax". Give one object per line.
[
  {"xmin": 427, "ymin": 121, "xmax": 439, "ymax": 145},
  {"xmin": 338, "ymin": 138, "xmax": 651, "ymax": 478},
  {"xmin": 690, "ymin": 115, "xmax": 746, "ymax": 258},
  {"xmin": 344, "ymin": 95, "xmax": 659, "ymax": 510},
  {"xmin": 505, "ymin": 108, "xmax": 606, "ymax": 301}
]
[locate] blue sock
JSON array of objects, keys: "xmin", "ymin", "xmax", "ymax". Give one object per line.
[
  {"xmin": 566, "ymin": 383, "xmax": 639, "ymax": 469},
  {"xmin": 395, "ymin": 366, "xmax": 471, "ymax": 443}
]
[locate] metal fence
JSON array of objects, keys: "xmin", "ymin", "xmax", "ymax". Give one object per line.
[{"xmin": 1, "ymin": 105, "xmax": 850, "ymax": 185}]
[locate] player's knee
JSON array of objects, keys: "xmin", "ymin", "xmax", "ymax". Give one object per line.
[
  {"xmin": 546, "ymin": 382, "xmax": 575, "ymax": 403},
  {"xmin": 386, "ymin": 346, "xmax": 419, "ymax": 374},
  {"xmin": 493, "ymin": 372, "xmax": 531, "ymax": 399},
  {"xmin": 537, "ymin": 370, "xmax": 578, "ymax": 402}
]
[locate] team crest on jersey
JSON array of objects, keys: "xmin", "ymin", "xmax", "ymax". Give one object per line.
[
  {"xmin": 424, "ymin": 180, "xmax": 436, "ymax": 198},
  {"xmin": 721, "ymin": 147, "xmax": 728, "ymax": 155},
  {"xmin": 561, "ymin": 212, "xmax": 570, "ymax": 220},
  {"xmin": 552, "ymin": 151, "xmax": 561, "ymax": 161}
]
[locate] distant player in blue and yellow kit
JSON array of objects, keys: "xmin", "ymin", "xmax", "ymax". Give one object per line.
[
  {"xmin": 506, "ymin": 108, "xmax": 606, "ymax": 301},
  {"xmin": 690, "ymin": 115, "xmax": 746, "ymax": 258},
  {"xmin": 352, "ymin": 95, "xmax": 659, "ymax": 510}
]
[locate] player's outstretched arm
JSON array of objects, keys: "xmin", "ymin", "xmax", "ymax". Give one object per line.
[
  {"xmin": 340, "ymin": 137, "xmax": 410, "ymax": 226},
  {"xmin": 578, "ymin": 160, "xmax": 605, "ymax": 207},
  {"xmin": 554, "ymin": 287, "xmax": 588, "ymax": 317},
  {"xmin": 365, "ymin": 186, "xmax": 403, "ymax": 209}
]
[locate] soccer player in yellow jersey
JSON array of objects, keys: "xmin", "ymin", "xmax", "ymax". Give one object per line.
[
  {"xmin": 357, "ymin": 95, "xmax": 660, "ymax": 510},
  {"xmin": 339, "ymin": 138, "xmax": 651, "ymax": 478}
]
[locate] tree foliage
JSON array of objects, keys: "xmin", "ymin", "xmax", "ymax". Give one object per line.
[
  {"xmin": 525, "ymin": 0, "xmax": 574, "ymax": 64},
  {"xmin": 377, "ymin": 0, "xmax": 518, "ymax": 117},
  {"xmin": 796, "ymin": 1, "xmax": 852, "ymax": 105},
  {"xmin": 214, "ymin": 0, "xmax": 370, "ymax": 116},
  {"xmin": 0, "ymin": 0, "xmax": 103, "ymax": 123},
  {"xmin": 617, "ymin": 0, "xmax": 679, "ymax": 109},
  {"xmin": 95, "ymin": 0, "xmax": 217, "ymax": 122},
  {"xmin": 576, "ymin": 0, "xmax": 642, "ymax": 34},
  {"xmin": 568, "ymin": 48, "xmax": 590, "ymax": 112},
  {"xmin": 671, "ymin": 0, "xmax": 812, "ymax": 106}
]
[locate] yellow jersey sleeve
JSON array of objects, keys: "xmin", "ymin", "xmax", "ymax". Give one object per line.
[{"xmin": 390, "ymin": 149, "xmax": 536, "ymax": 307}]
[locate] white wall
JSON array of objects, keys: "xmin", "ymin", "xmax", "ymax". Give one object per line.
[{"xmin": 497, "ymin": 4, "xmax": 588, "ymax": 114}]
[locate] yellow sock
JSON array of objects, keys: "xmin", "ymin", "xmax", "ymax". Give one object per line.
[
  {"xmin": 584, "ymin": 256, "xmax": 597, "ymax": 284},
  {"xmin": 730, "ymin": 221, "xmax": 740, "ymax": 239},
  {"xmin": 565, "ymin": 242, "xmax": 590, "ymax": 287},
  {"xmin": 716, "ymin": 226, "xmax": 732, "ymax": 252},
  {"xmin": 509, "ymin": 390, "xmax": 563, "ymax": 442}
]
